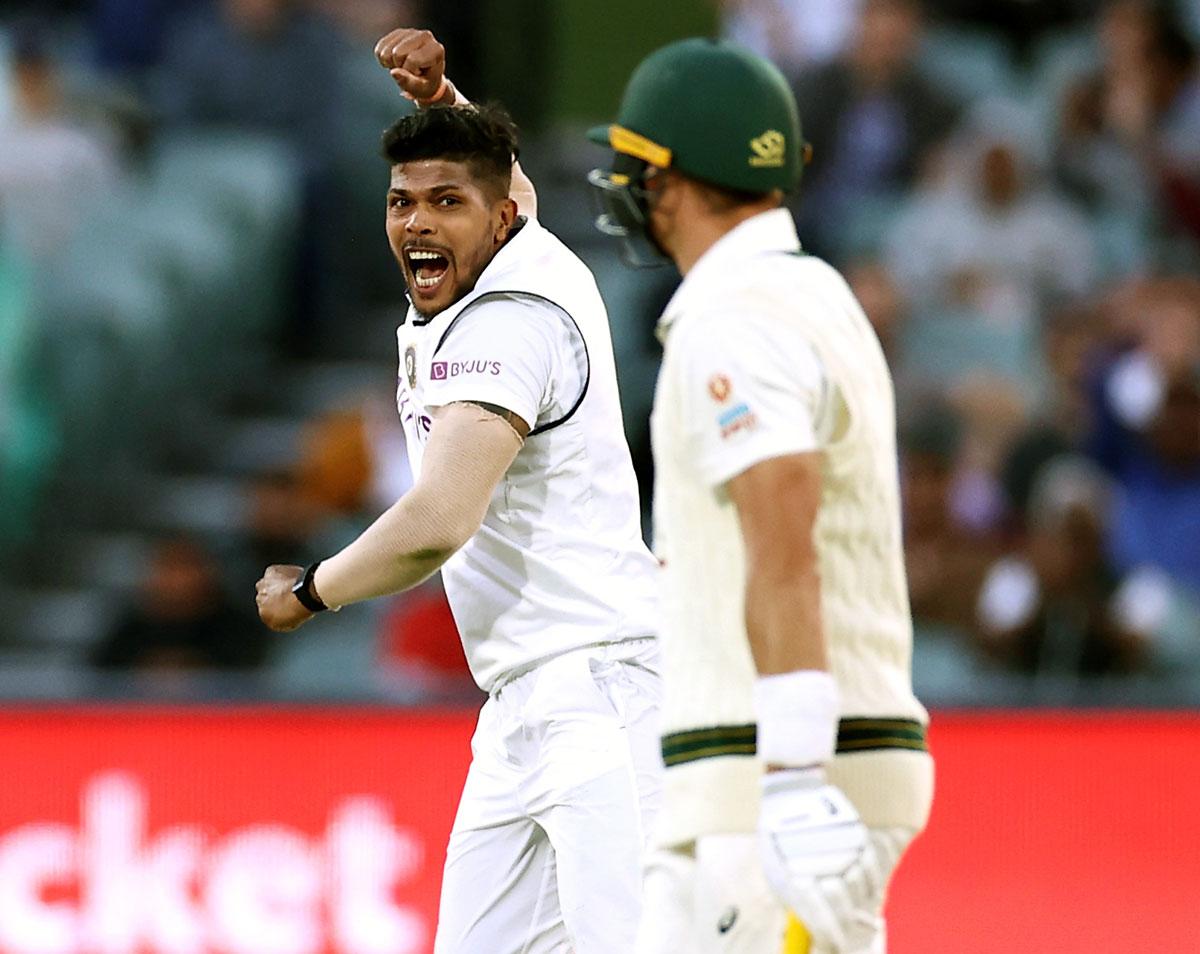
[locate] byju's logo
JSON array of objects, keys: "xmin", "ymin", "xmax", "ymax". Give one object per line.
[{"xmin": 431, "ymin": 360, "xmax": 501, "ymax": 381}]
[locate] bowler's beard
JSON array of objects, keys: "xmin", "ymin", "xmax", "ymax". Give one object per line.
[
  {"xmin": 408, "ymin": 250, "xmax": 492, "ymax": 319},
  {"xmin": 407, "ymin": 220, "xmax": 524, "ymax": 318}
]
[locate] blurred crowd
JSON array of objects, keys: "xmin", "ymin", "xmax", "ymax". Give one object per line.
[
  {"xmin": 726, "ymin": 0, "xmax": 1200, "ymax": 687},
  {"xmin": 1, "ymin": 0, "xmax": 1198, "ymax": 699}
]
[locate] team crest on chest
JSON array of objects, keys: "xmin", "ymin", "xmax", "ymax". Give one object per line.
[{"xmin": 404, "ymin": 345, "xmax": 418, "ymax": 389}]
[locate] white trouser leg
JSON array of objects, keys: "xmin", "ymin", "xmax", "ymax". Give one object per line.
[
  {"xmin": 635, "ymin": 846, "xmax": 699, "ymax": 954},
  {"xmin": 524, "ymin": 643, "xmax": 663, "ymax": 954},
  {"xmin": 434, "ymin": 699, "xmax": 572, "ymax": 954},
  {"xmin": 437, "ymin": 642, "xmax": 662, "ymax": 954}
]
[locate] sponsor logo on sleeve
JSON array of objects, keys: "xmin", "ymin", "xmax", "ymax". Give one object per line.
[
  {"xmin": 707, "ymin": 373, "xmax": 733, "ymax": 403},
  {"xmin": 431, "ymin": 360, "xmax": 501, "ymax": 381},
  {"xmin": 718, "ymin": 401, "xmax": 758, "ymax": 438}
]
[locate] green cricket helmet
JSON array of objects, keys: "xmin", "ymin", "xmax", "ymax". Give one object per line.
[{"xmin": 588, "ymin": 37, "xmax": 807, "ymax": 267}]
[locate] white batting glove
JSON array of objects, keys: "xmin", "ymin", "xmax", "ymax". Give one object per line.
[
  {"xmin": 753, "ymin": 671, "xmax": 869, "ymax": 951},
  {"xmin": 759, "ymin": 767, "xmax": 869, "ymax": 951}
]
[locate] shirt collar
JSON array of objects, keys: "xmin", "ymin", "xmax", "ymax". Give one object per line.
[{"xmin": 657, "ymin": 208, "xmax": 801, "ymax": 339}]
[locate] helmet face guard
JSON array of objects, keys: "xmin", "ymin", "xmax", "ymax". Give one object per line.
[{"xmin": 587, "ymin": 155, "xmax": 672, "ymax": 269}]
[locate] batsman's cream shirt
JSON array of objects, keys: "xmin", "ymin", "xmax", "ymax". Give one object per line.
[
  {"xmin": 396, "ymin": 217, "xmax": 659, "ymax": 693},
  {"xmin": 651, "ymin": 209, "xmax": 931, "ymax": 847}
]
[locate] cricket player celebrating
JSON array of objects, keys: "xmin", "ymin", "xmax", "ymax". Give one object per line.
[
  {"xmin": 588, "ymin": 39, "xmax": 934, "ymax": 953},
  {"xmin": 256, "ymin": 29, "xmax": 663, "ymax": 954}
]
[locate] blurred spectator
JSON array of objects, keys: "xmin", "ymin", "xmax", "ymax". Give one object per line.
[
  {"xmin": 1056, "ymin": 1, "xmax": 1200, "ymax": 255},
  {"xmin": 244, "ymin": 400, "xmax": 381, "ymax": 569},
  {"xmin": 1089, "ymin": 276, "xmax": 1200, "ymax": 594},
  {"xmin": 316, "ymin": 0, "xmax": 421, "ymax": 315},
  {"xmin": 885, "ymin": 98, "xmax": 1098, "ymax": 331},
  {"xmin": 156, "ymin": 0, "xmax": 346, "ymax": 341},
  {"xmin": 718, "ymin": 0, "xmax": 863, "ymax": 75},
  {"xmin": 89, "ymin": 0, "xmax": 207, "ymax": 78},
  {"xmin": 1040, "ymin": 302, "xmax": 1108, "ymax": 440},
  {"xmin": 244, "ymin": 470, "xmax": 326, "ymax": 572},
  {"xmin": 90, "ymin": 536, "xmax": 270, "ymax": 671},
  {"xmin": 156, "ymin": 0, "xmax": 341, "ymax": 162},
  {"xmin": 846, "ymin": 258, "xmax": 906, "ymax": 366},
  {"xmin": 948, "ymin": 375, "xmax": 1030, "ymax": 531},
  {"xmin": 975, "ymin": 456, "xmax": 1151, "ymax": 675},
  {"xmin": 935, "ymin": 0, "xmax": 1098, "ymax": 62},
  {"xmin": 790, "ymin": 0, "xmax": 960, "ymax": 260},
  {"xmin": 296, "ymin": 405, "xmax": 375, "ymax": 516},
  {"xmin": 0, "ymin": 27, "xmax": 120, "ymax": 261},
  {"xmin": 902, "ymin": 404, "xmax": 998, "ymax": 634}
]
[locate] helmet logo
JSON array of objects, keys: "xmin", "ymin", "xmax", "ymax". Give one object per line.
[{"xmin": 748, "ymin": 130, "xmax": 786, "ymax": 168}]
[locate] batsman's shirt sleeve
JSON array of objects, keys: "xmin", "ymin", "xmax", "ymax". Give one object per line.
[
  {"xmin": 423, "ymin": 294, "xmax": 588, "ymax": 432},
  {"xmin": 677, "ymin": 310, "xmax": 831, "ymax": 488}
]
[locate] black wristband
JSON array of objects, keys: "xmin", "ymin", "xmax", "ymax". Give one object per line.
[{"xmin": 291, "ymin": 562, "xmax": 328, "ymax": 613}]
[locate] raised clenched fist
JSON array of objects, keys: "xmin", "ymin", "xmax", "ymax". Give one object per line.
[{"xmin": 374, "ymin": 28, "xmax": 448, "ymax": 104}]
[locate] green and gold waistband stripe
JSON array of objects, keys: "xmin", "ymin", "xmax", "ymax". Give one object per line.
[
  {"xmin": 836, "ymin": 718, "xmax": 928, "ymax": 752},
  {"xmin": 661, "ymin": 718, "xmax": 927, "ymax": 768},
  {"xmin": 662, "ymin": 724, "xmax": 757, "ymax": 767}
]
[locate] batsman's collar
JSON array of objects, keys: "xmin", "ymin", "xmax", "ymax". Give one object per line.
[
  {"xmin": 656, "ymin": 208, "xmax": 801, "ymax": 340},
  {"xmin": 588, "ymin": 124, "xmax": 673, "ymax": 169}
]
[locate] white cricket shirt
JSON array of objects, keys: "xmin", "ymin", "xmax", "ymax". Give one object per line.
[
  {"xmin": 396, "ymin": 216, "xmax": 659, "ymax": 692},
  {"xmin": 651, "ymin": 209, "xmax": 929, "ymax": 846}
]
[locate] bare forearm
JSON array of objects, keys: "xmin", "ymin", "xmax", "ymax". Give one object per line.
[
  {"xmin": 744, "ymin": 562, "xmax": 826, "ymax": 676},
  {"xmin": 311, "ymin": 403, "xmax": 522, "ymax": 610},
  {"xmin": 313, "ymin": 487, "xmax": 473, "ymax": 608}
]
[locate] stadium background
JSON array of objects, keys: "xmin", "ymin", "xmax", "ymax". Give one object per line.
[{"xmin": 1, "ymin": 0, "xmax": 1198, "ymax": 951}]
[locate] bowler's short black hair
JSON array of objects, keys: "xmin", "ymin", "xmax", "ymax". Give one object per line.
[{"xmin": 381, "ymin": 103, "xmax": 519, "ymax": 199}]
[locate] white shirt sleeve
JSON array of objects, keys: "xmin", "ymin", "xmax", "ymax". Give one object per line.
[
  {"xmin": 422, "ymin": 293, "xmax": 588, "ymax": 432},
  {"xmin": 676, "ymin": 310, "xmax": 831, "ymax": 488}
]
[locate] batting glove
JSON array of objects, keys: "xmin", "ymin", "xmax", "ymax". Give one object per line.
[{"xmin": 759, "ymin": 767, "xmax": 870, "ymax": 952}]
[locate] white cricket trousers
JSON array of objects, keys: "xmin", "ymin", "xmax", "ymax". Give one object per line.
[
  {"xmin": 636, "ymin": 828, "xmax": 915, "ymax": 954},
  {"xmin": 434, "ymin": 638, "xmax": 663, "ymax": 954}
]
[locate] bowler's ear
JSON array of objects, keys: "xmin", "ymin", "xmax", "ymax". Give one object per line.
[{"xmin": 495, "ymin": 196, "xmax": 519, "ymax": 244}]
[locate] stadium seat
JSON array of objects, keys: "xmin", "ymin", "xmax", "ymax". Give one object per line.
[
  {"xmin": 150, "ymin": 131, "xmax": 301, "ymax": 339},
  {"xmin": 918, "ymin": 27, "xmax": 1019, "ymax": 104}
]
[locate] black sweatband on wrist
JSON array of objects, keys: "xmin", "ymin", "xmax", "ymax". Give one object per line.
[{"xmin": 292, "ymin": 561, "xmax": 329, "ymax": 613}]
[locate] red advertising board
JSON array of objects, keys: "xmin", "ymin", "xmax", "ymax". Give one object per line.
[{"xmin": 1, "ymin": 708, "xmax": 1197, "ymax": 953}]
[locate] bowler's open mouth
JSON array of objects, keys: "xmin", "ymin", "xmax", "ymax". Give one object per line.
[{"xmin": 405, "ymin": 247, "xmax": 452, "ymax": 294}]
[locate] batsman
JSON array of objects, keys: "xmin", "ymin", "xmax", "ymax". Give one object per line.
[{"xmin": 588, "ymin": 39, "xmax": 935, "ymax": 954}]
